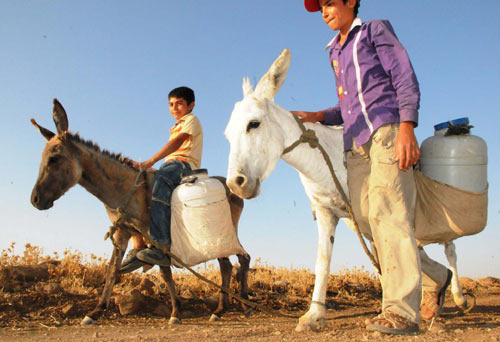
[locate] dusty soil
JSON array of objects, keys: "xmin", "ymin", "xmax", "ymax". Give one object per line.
[{"xmin": 1, "ymin": 281, "xmax": 499, "ymax": 342}]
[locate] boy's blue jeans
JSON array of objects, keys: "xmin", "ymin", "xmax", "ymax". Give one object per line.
[{"xmin": 150, "ymin": 160, "xmax": 191, "ymax": 246}]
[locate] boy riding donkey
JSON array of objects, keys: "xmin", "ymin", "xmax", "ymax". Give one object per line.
[
  {"xmin": 294, "ymin": 0, "xmax": 452, "ymax": 335},
  {"xmin": 120, "ymin": 86, "xmax": 203, "ymax": 272}
]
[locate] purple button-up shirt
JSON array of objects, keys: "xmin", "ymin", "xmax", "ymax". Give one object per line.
[{"xmin": 322, "ymin": 18, "xmax": 420, "ymax": 151}]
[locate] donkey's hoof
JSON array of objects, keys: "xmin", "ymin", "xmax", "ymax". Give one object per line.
[
  {"xmin": 459, "ymin": 292, "xmax": 476, "ymax": 314},
  {"xmin": 169, "ymin": 317, "xmax": 181, "ymax": 325},
  {"xmin": 295, "ymin": 317, "xmax": 325, "ymax": 332},
  {"xmin": 81, "ymin": 316, "xmax": 96, "ymax": 326},
  {"xmin": 209, "ymin": 314, "xmax": 220, "ymax": 322}
]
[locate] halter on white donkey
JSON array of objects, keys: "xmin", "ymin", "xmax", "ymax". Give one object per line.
[{"xmin": 225, "ymin": 49, "xmax": 475, "ymax": 331}]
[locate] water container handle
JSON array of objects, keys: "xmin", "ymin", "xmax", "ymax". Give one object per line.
[
  {"xmin": 180, "ymin": 176, "xmax": 198, "ymax": 185},
  {"xmin": 434, "ymin": 117, "xmax": 473, "ymax": 136},
  {"xmin": 445, "ymin": 122, "xmax": 474, "ymax": 136}
]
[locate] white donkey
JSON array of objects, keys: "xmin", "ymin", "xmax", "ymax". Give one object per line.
[{"xmin": 225, "ymin": 49, "xmax": 472, "ymax": 332}]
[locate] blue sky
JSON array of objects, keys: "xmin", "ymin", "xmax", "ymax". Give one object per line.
[{"xmin": 2, "ymin": 1, "xmax": 499, "ymax": 277}]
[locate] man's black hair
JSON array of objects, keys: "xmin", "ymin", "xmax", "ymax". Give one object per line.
[
  {"xmin": 343, "ymin": 0, "xmax": 360, "ymax": 17},
  {"xmin": 169, "ymin": 86, "xmax": 195, "ymax": 105}
]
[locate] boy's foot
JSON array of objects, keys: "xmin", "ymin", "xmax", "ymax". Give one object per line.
[
  {"xmin": 365, "ymin": 311, "xmax": 419, "ymax": 335},
  {"xmin": 421, "ymin": 269, "xmax": 453, "ymax": 320},
  {"xmin": 136, "ymin": 246, "xmax": 170, "ymax": 267},
  {"xmin": 119, "ymin": 249, "xmax": 149, "ymax": 274}
]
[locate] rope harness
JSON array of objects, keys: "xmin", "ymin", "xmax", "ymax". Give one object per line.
[
  {"xmin": 282, "ymin": 114, "xmax": 381, "ymax": 275},
  {"xmin": 104, "ymin": 169, "xmax": 148, "ymax": 248}
]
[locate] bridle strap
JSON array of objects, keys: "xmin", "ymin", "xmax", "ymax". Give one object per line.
[{"xmin": 283, "ymin": 114, "xmax": 320, "ymax": 154}]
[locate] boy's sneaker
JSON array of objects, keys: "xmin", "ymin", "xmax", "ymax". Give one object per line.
[
  {"xmin": 119, "ymin": 249, "xmax": 149, "ymax": 274},
  {"xmin": 136, "ymin": 246, "xmax": 170, "ymax": 267}
]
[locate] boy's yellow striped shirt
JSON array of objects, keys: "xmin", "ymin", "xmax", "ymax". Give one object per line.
[{"xmin": 165, "ymin": 113, "xmax": 203, "ymax": 170}]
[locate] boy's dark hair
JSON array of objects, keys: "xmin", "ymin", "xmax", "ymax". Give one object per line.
[
  {"xmin": 343, "ymin": 0, "xmax": 360, "ymax": 17},
  {"xmin": 169, "ymin": 86, "xmax": 195, "ymax": 105}
]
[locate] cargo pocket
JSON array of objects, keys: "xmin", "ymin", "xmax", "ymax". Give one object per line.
[
  {"xmin": 371, "ymin": 124, "xmax": 398, "ymax": 165},
  {"xmin": 370, "ymin": 125, "xmax": 400, "ymax": 188}
]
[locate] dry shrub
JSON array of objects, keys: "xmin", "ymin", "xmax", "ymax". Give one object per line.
[
  {"xmin": 53, "ymin": 249, "xmax": 109, "ymax": 295},
  {"xmin": 170, "ymin": 263, "xmax": 226, "ymax": 298},
  {"xmin": 328, "ymin": 266, "xmax": 381, "ymax": 299},
  {"xmin": 249, "ymin": 258, "xmax": 314, "ymax": 297},
  {"xmin": 0, "ymin": 243, "xmax": 53, "ymax": 292},
  {"xmin": 0, "ymin": 242, "xmax": 51, "ymax": 267}
]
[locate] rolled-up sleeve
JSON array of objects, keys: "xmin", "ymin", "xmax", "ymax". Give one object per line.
[
  {"xmin": 321, "ymin": 103, "xmax": 344, "ymax": 126},
  {"xmin": 372, "ymin": 20, "xmax": 420, "ymax": 126}
]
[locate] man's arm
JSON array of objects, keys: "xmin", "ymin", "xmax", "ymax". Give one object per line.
[
  {"xmin": 292, "ymin": 103, "xmax": 343, "ymax": 125},
  {"xmin": 371, "ymin": 20, "xmax": 421, "ymax": 170},
  {"xmin": 371, "ymin": 20, "xmax": 420, "ymax": 126},
  {"xmin": 292, "ymin": 110, "xmax": 324, "ymax": 123},
  {"xmin": 139, "ymin": 133, "xmax": 190, "ymax": 170}
]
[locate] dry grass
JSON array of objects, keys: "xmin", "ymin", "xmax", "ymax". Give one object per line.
[{"xmin": 0, "ymin": 242, "xmax": 381, "ymax": 300}]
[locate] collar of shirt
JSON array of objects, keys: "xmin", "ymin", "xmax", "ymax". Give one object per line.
[
  {"xmin": 172, "ymin": 113, "xmax": 194, "ymax": 129},
  {"xmin": 324, "ymin": 17, "xmax": 363, "ymax": 50}
]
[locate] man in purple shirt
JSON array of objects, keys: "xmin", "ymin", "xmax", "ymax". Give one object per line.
[{"xmin": 293, "ymin": 0, "xmax": 440, "ymax": 335}]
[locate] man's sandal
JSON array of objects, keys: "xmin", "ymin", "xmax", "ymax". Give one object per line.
[
  {"xmin": 421, "ymin": 269, "xmax": 453, "ymax": 320},
  {"xmin": 365, "ymin": 311, "xmax": 419, "ymax": 335}
]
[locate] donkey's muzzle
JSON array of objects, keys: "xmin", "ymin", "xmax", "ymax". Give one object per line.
[
  {"xmin": 31, "ymin": 187, "xmax": 53, "ymax": 210},
  {"xmin": 227, "ymin": 174, "xmax": 261, "ymax": 199}
]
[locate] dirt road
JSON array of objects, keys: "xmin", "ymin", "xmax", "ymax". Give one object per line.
[{"xmin": 2, "ymin": 292, "xmax": 499, "ymax": 342}]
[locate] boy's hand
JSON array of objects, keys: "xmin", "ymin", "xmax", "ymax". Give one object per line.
[
  {"xmin": 139, "ymin": 159, "xmax": 156, "ymax": 171},
  {"xmin": 292, "ymin": 110, "xmax": 324, "ymax": 123},
  {"xmin": 395, "ymin": 122, "xmax": 420, "ymax": 170}
]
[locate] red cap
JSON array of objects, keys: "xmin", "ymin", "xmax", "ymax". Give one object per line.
[{"xmin": 304, "ymin": 0, "xmax": 320, "ymax": 12}]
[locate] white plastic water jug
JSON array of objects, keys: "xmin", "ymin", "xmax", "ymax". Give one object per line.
[
  {"xmin": 170, "ymin": 169, "xmax": 245, "ymax": 266},
  {"xmin": 173, "ymin": 169, "xmax": 226, "ymax": 206},
  {"xmin": 419, "ymin": 118, "xmax": 488, "ymax": 192}
]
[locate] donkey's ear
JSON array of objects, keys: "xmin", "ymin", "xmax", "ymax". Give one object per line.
[
  {"xmin": 31, "ymin": 118, "xmax": 55, "ymax": 141},
  {"xmin": 253, "ymin": 49, "xmax": 291, "ymax": 101},
  {"xmin": 53, "ymin": 98, "xmax": 69, "ymax": 134},
  {"xmin": 242, "ymin": 77, "xmax": 254, "ymax": 97}
]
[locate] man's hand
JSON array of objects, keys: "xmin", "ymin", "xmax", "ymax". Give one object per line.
[
  {"xmin": 395, "ymin": 121, "xmax": 420, "ymax": 170},
  {"xmin": 292, "ymin": 110, "xmax": 324, "ymax": 123}
]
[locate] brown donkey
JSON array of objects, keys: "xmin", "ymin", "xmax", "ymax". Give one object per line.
[{"xmin": 30, "ymin": 99, "xmax": 250, "ymax": 325}]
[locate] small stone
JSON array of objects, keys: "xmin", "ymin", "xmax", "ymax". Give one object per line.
[
  {"xmin": 153, "ymin": 303, "xmax": 171, "ymax": 317},
  {"xmin": 114, "ymin": 289, "xmax": 149, "ymax": 315},
  {"xmin": 273, "ymin": 331, "xmax": 282, "ymax": 335},
  {"xmin": 138, "ymin": 277, "xmax": 156, "ymax": 296},
  {"xmin": 274, "ymin": 281, "xmax": 290, "ymax": 286},
  {"xmin": 61, "ymin": 304, "xmax": 76, "ymax": 316},
  {"xmin": 35, "ymin": 282, "xmax": 61, "ymax": 294}
]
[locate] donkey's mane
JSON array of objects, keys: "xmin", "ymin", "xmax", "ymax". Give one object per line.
[{"xmin": 68, "ymin": 132, "xmax": 139, "ymax": 171}]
